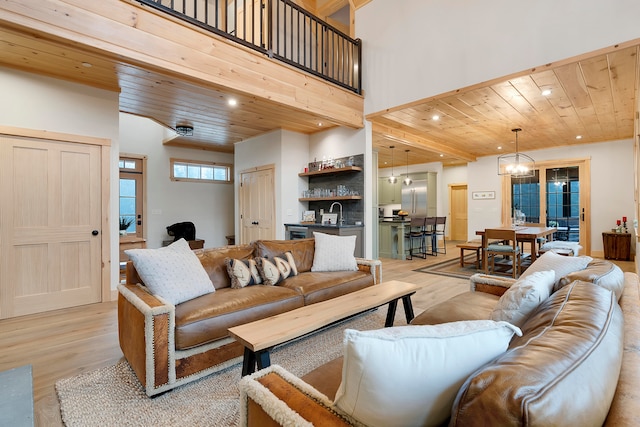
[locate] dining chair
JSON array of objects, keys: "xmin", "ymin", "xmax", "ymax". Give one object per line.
[
  {"xmin": 484, "ymin": 228, "xmax": 521, "ymax": 278},
  {"xmin": 521, "ymin": 222, "xmax": 546, "ymax": 256},
  {"xmin": 434, "ymin": 216, "xmax": 447, "ymax": 254},
  {"xmin": 405, "ymin": 217, "xmax": 427, "ymax": 260}
]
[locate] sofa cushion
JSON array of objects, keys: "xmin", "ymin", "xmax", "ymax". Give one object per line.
[
  {"xmin": 253, "ymin": 238, "xmax": 315, "ymax": 273},
  {"xmin": 278, "ymin": 270, "xmax": 374, "ymax": 305},
  {"xmin": 196, "ymin": 244, "xmax": 255, "ymax": 290},
  {"xmin": 256, "ymin": 252, "xmax": 298, "ymax": 286},
  {"xmin": 519, "ymin": 250, "xmax": 591, "ymax": 286},
  {"xmin": 490, "ymin": 270, "xmax": 555, "ymax": 328},
  {"xmin": 333, "ymin": 321, "xmax": 521, "ymax": 427},
  {"xmin": 174, "ymin": 286, "xmax": 304, "ymax": 350},
  {"xmin": 411, "ymin": 291, "xmax": 499, "ymax": 325},
  {"xmin": 555, "ymin": 258, "xmax": 624, "ymax": 299},
  {"xmin": 125, "ymin": 238, "xmax": 215, "ymax": 305},
  {"xmin": 225, "ymin": 258, "xmax": 262, "ymax": 288},
  {"xmin": 451, "ymin": 281, "xmax": 624, "ymax": 426},
  {"xmin": 311, "ymin": 232, "xmax": 357, "ymax": 272}
]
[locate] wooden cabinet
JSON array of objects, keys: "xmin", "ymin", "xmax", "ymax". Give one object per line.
[
  {"xmin": 602, "ymin": 232, "xmax": 631, "ymax": 261},
  {"xmin": 378, "ymin": 178, "xmax": 402, "ymax": 204}
]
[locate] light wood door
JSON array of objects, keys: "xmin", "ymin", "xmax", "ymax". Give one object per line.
[
  {"xmin": 0, "ymin": 136, "xmax": 102, "ymax": 319},
  {"xmin": 450, "ymin": 184, "xmax": 468, "ymax": 241},
  {"xmin": 239, "ymin": 166, "xmax": 275, "ymax": 244}
]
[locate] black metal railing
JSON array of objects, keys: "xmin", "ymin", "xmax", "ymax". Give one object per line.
[{"xmin": 137, "ymin": 0, "xmax": 361, "ymax": 93}]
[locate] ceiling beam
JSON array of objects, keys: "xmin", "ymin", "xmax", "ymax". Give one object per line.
[{"xmin": 372, "ymin": 123, "xmax": 477, "ymax": 162}]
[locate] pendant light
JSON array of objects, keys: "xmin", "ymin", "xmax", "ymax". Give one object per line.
[
  {"xmin": 388, "ymin": 146, "xmax": 397, "ymax": 184},
  {"xmin": 497, "ymin": 128, "xmax": 535, "ymax": 178},
  {"xmin": 403, "ymin": 149, "xmax": 412, "ymax": 186}
]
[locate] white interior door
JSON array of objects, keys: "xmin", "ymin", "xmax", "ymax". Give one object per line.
[
  {"xmin": 239, "ymin": 167, "xmax": 275, "ymax": 244},
  {"xmin": 0, "ymin": 135, "xmax": 102, "ymax": 318}
]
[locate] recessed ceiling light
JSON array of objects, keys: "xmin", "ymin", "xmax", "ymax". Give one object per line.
[
  {"xmin": 541, "ymin": 89, "xmax": 552, "ymax": 96},
  {"xmin": 81, "ymin": 62, "xmax": 92, "ymax": 68},
  {"xmin": 317, "ymin": 122, "xmax": 323, "ymax": 127},
  {"xmin": 432, "ymin": 114, "xmax": 440, "ymax": 121},
  {"xmin": 228, "ymin": 98, "xmax": 237, "ymax": 106},
  {"xmin": 439, "ymin": 154, "xmax": 444, "ymax": 157},
  {"xmin": 497, "ymin": 146, "xmax": 503, "ymax": 150},
  {"xmin": 575, "ymin": 135, "xmax": 583, "ymax": 140}
]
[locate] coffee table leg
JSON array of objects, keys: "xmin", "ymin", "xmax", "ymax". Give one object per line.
[
  {"xmin": 402, "ymin": 294, "xmax": 415, "ymax": 323},
  {"xmin": 242, "ymin": 347, "xmax": 256, "ymax": 377},
  {"xmin": 385, "ymin": 300, "xmax": 398, "ymax": 327}
]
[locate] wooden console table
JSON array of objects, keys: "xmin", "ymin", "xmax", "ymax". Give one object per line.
[{"xmin": 602, "ymin": 232, "xmax": 631, "ymax": 261}]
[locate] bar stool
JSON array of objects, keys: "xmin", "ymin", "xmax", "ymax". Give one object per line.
[{"xmin": 405, "ymin": 217, "xmax": 427, "ymax": 260}]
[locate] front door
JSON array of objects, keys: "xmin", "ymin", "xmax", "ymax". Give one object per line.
[
  {"xmin": 0, "ymin": 135, "xmax": 103, "ymax": 318},
  {"xmin": 239, "ymin": 166, "xmax": 275, "ymax": 244}
]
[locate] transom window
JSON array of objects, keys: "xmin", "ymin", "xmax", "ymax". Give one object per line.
[{"xmin": 170, "ymin": 158, "xmax": 232, "ymax": 183}]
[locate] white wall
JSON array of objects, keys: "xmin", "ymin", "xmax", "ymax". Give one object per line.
[
  {"xmin": 0, "ymin": 67, "xmax": 121, "ymax": 289},
  {"xmin": 467, "ymin": 140, "xmax": 635, "ymax": 252},
  {"xmin": 357, "ymin": 0, "xmax": 640, "ymax": 115},
  {"xmin": 119, "ymin": 113, "xmax": 234, "ymax": 249}
]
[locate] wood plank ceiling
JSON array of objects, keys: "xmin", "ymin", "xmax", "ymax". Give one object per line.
[
  {"xmin": 372, "ymin": 44, "xmax": 640, "ymax": 168},
  {"xmin": 1, "ymin": 0, "xmax": 637, "ymax": 167}
]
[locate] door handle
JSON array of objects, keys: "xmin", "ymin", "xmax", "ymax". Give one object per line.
[
  {"xmin": 91, "ymin": 230, "xmax": 99, "ymax": 236},
  {"xmin": 251, "ymin": 221, "xmax": 259, "ymax": 225}
]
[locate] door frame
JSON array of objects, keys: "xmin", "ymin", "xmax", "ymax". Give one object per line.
[
  {"xmin": 502, "ymin": 157, "xmax": 591, "ymax": 255},
  {"xmin": 0, "ymin": 125, "xmax": 112, "ymax": 302}
]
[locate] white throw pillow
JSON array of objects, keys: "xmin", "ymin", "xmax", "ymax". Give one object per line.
[
  {"xmin": 125, "ymin": 238, "xmax": 214, "ymax": 305},
  {"xmin": 519, "ymin": 251, "xmax": 591, "ymax": 285},
  {"xmin": 490, "ymin": 270, "xmax": 555, "ymax": 328},
  {"xmin": 311, "ymin": 232, "xmax": 357, "ymax": 272},
  {"xmin": 540, "ymin": 240, "xmax": 582, "ymax": 256},
  {"xmin": 333, "ymin": 321, "xmax": 522, "ymax": 427}
]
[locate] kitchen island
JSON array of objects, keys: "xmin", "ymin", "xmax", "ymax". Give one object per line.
[
  {"xmin": 378, "ymin": 218, "xmax": 410, "ymax": 260},
  {"xmin": 284, "ymin": 223, "xmax": 364, "ymax": 257}
]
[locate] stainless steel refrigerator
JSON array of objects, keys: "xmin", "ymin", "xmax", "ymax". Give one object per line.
[{"xmin": 401, "ymin": 173, "xmax": 437, "ymax": 217}]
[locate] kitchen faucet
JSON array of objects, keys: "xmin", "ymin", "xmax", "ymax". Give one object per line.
[{"xmin": 329, "ymin": 202, "xmax": 344, "ymax": 225}]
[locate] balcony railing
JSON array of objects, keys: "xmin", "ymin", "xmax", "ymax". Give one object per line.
[{"xmin": 137, "ymin": 0, "xmax": 362, "ymax": 93}]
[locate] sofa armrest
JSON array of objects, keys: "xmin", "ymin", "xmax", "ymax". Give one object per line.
[
  {"xmin": 356, "ymin": 258, "xmax": 382, "ymax": 284},
  {"xmin": 117, "ymin": 283, "xmax": 176, "ymax": 396},
  {"xmin": 239, "ymin": 365, "xmax": 356, "ymax": 427},
  {"xmin": 469, "ymin": 273, "xmax": 515, "ymax": 297}
]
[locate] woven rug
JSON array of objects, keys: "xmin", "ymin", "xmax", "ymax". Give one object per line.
[
  {"xmin": 413, "ymin": 255, "xmax": 482, "ymax": 279},
  {"xmin": 56, "ymin": 309, "xmax": 403, "ymax": 427}
]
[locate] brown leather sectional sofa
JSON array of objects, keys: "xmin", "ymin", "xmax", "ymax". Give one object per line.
[
  {"xmin": 117, "ymin": 238, "xmax": 381, "ymax": 396},
  {"xmin": 240, "ymin": 259, "xmax": 640, "ymax": 426}
]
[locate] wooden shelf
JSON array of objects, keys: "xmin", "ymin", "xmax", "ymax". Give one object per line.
[
  {"xmin": 299, "ymin": 196, "xmax": 363, "ymax": 201},
  {"xmin": 298, "ymin": 166, "xmax": 362, "ymax": 177}
]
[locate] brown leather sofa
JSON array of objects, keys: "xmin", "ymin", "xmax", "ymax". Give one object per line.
[
  {"xmin": 240, "ymin": 259, "xmax": 640, "ymax": 426},
  {"xmin": 117, "ymin": 238, "xmax": 381, "ymax": 396}
]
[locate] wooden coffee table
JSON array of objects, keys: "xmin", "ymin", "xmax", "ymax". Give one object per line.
[{"xmin": 228, "ymin": 280, "xmax": 420, "ymax": 376}]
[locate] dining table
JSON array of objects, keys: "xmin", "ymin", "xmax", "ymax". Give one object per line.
[{"xmin": 476, "ymin": 226, "xmax": 557, "ymax": 273}]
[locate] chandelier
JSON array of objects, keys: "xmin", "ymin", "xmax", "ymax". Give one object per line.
[{"xmin": 497, "ymin": 128, "xmax": 535, "ymax": 178}]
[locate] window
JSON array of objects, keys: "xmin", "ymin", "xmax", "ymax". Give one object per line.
[
  {"xmin": 119, "ymin": 156, "xmax": 145, "ymax": 237},
  {"xmin": 512, "ymin": 171, "xmax": 540, "ymax": 223},
  {"xmin": 170, "ymin": 158, "xmax": 232, "ymax": 183}
]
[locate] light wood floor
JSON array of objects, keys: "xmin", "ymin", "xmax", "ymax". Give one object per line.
[{"xmin": 0, "ymin": 240, "xmax": 634, "ymax": 426}]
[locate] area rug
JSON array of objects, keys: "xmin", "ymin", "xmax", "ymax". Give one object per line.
[
  {"xmin": 56, "ymin": 309, "xmax": 403, "ymax": 427},
  {"xmin": 413, "ymin": 255, "xmax": 482, "ymax": 279}
]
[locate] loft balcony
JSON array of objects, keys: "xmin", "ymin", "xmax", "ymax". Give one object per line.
[{"xmin": 139, "ymin": 0, "xmax": 362, "ymax": 94}]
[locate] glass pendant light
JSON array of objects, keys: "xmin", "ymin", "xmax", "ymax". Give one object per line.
[
  {"xmin": 403, "ymin": 149, "xmax": 412, "ymax": 185},
  {"xmin": 388, "ymin": 146, "xmax": 397, "ymax": 183}
]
